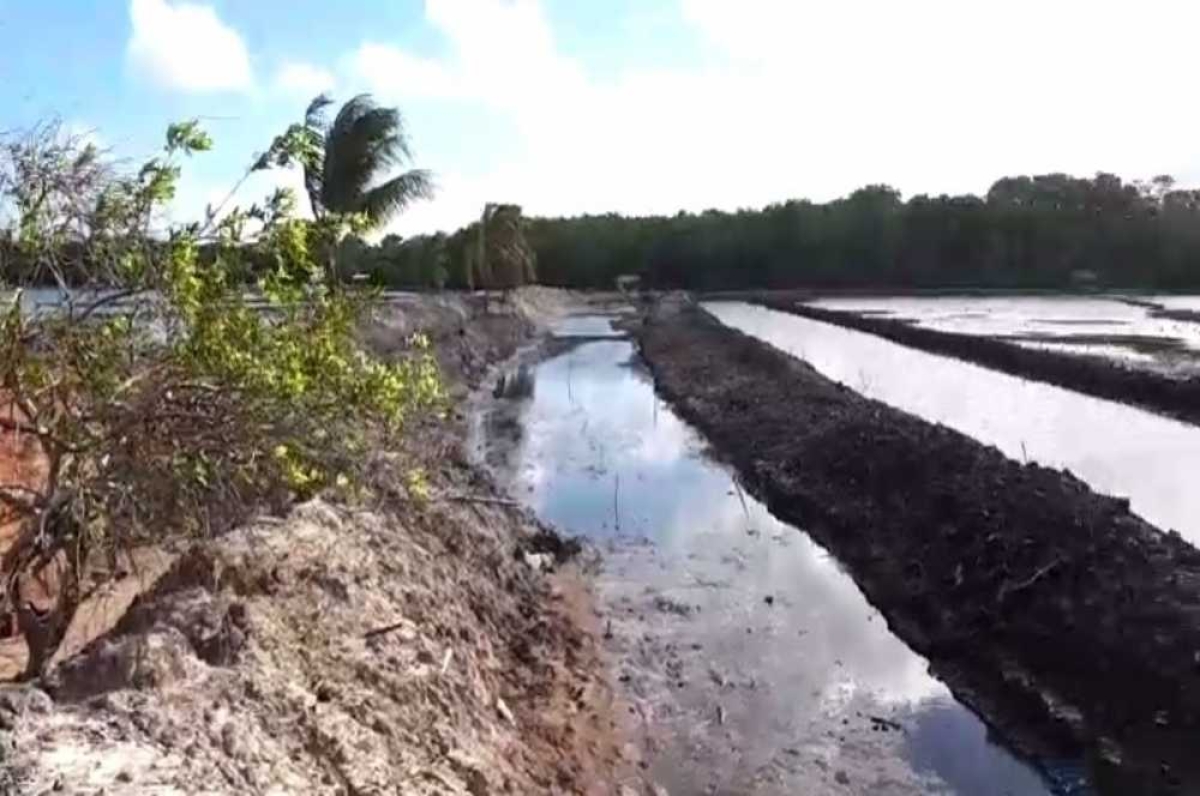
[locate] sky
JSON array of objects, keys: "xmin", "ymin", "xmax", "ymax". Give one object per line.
[{"xmin": 2, "ymin": 0, "xmax": 1199, "ymax": 237}]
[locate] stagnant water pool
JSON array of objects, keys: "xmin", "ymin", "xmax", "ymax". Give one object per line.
[
  {"xmin": 476, "ymin": 316, "xmax": 1084, "ymax": 795},
  {"xmin": 805, "ymin": 295, "xmax": 1200, "ymax": 376},
  {"xmin": 708, "ymin": 301, "xmax": 1200, "ymax": 545}
]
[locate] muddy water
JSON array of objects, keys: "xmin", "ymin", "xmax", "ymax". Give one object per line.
[
  {"xmin": 478, "ymin": 317, "xmax": 1068, "ymax": 795},
  {"xmin": 708, "ymin": 301, "xmax": 1200, "ymax": 545}
]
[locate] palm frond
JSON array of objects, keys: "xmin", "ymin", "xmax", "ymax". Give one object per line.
[
  {"xmin": 304, "ymin": 94, "xmax": 335, "ymax": 133},
  {"xmin": 322, "ymin": 94, "xmax": 416, "ymax": 215},
  {"xmin": 296, "ymin": 93, "xmax": 432, "ymax": 225},
  {"xmin": 304, "ymin": 96, "xmax": 334, "ymax": 216},
  {"xmin": 302, "ymin": 133, "xmax": 326, "ymax": 219},
  {"xmin": 358, "ymin": 169, "xmax": 435, "ymax": 227}
]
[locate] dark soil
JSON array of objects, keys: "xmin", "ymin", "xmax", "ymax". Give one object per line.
[
  {"xmin": 636, "ymin": 299, "xmax": 1200, "ymax": 794},
  {"xmin": 1006, "ymin": 332, "xmax": 1187, "ymax": 354},
  {"xmin": 757, "ymin": 298, "xmax": 1200, "ymax": 426}
]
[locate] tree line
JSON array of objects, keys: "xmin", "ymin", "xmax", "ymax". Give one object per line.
[
  {"xmin": 528, "ymin": 175, "xmax": 1200, "ymax": 291},
  {"xmin": 367, "ymin": 173, "xmax": 1200, "ymax": 292},
  {"xmin": 338, "ymin": 202, "xmax": 537, "ymax": 291},
  {"xmin": 5, "ymin": 94, "xmax": 1199, "ymax": 293}
]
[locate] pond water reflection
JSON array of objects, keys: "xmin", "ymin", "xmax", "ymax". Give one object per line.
[
  {"xmin": 807, "ymin": 294, "xmax": 1200, "ymax": 377},
  {"xmin": 478, "ymin": 316, "xmax": 1070, "ymax": 795},
  {"xmin": 708, "ymin": 301, "xmax": 1200, "ymax": 545}
]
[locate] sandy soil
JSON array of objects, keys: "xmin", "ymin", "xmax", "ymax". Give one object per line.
[
  {"xmin": 636, "ymin": 296, "xmax": 1200, "ymax": 794},
  {"xmin": 0, "ymin": 397, "xmax": 52, "ymax": 679},
  {"xmin": 1, "ymin": 288, "xmax": 648, "ymax": 795}
]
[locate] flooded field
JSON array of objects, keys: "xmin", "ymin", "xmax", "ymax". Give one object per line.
[
  {"xmin": 709, "ymin": 301, "xmax": 1200, "ymax": 544},
  {"xmin": 475, "ymin": 316, "xmax": 1074, "ymax": 795},
  {"xmin": 806, "ymin": 295, "xmax": 1200, "ymax": 378}
]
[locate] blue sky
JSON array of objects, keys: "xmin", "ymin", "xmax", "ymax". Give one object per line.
[{"xmin": 3, "ymin": 0, "xmax": 1198, "ymax": 236}]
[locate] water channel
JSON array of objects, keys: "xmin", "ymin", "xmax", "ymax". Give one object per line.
[{"xmin": 476, "ymin": 314, "xmax": 1084, "ymax": 795}]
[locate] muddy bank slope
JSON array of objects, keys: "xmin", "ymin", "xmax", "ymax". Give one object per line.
[
  {"xmin": 638, "ymin": 299, "xmax": 1200, "ymax": 793},
  {"xmin": 1, "ymin": 288, "xmax": 639, "ymax": 795},
  {"xmin": 757, "ymin": 297, "xmax": 1200, "ymax": 426}
]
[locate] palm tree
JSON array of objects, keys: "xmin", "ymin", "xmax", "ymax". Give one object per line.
[
  {"xmin": 467, "ymin": 203, "xmax": 537, "ymax": 303},
  {"xmin": 298, "ymin": 94, "xmax": 433, "ymax": 229}
]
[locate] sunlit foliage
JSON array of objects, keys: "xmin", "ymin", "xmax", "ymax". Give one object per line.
[{"xmin": 0, "ymin": 116, "xmax": 441, "ymax": 676}]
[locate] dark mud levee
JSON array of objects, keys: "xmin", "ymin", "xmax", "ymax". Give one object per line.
[
  {"xmin": 637, "ymin": 300, "xmax": 1200, "ymax": 795},
  {"xmin": 757, "ymin": 298, "xmax": 1200, "ymax": 427},
  {"xmin": 708, "ymin": 302, "xmax": 1200, "ymax": 544},
  {"xmin": 476, "ymin": 315, "xmax": 1066, "ymax": 795}
]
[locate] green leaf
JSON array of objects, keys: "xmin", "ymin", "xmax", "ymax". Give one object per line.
[{"xmin": 165, "ymin": 120, "xmax": 213, "ymax": 156}]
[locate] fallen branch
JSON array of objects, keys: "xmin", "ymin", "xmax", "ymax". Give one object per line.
[
  {"xmin": 732, "ymin": 477, "xmax": 750, "ymax": 518},
  {"xmin": 0, "ymin": 484, "xmax": 41, "ymax": 513},
  {"xmin": 998, "ymin": 557, "xmax": 1065, "ymax": 604},
  {"xmin": 440, "ymin": 494, "xmax": 519, "ymax": 507},
  {"xmin": 613, "ymin": 473, "xmax": 620, "ymax": 532},
  {"xmin": 363, "ymin": 620, "xmax": 410, "ymax": 640},
  {"xmin": 869, "ymin": 714, "xmax": 905, "ymax": 733},
  {"xmin": 72, "ymin": 288, "xmax": 147, "ymax": 323}
]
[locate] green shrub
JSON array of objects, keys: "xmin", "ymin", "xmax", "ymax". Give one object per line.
[{"xmin": 0, "ymin": 117, "xmax": 442, "ymax": 677}]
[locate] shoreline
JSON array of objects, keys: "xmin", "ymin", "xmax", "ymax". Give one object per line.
[
  {"xmin": 635, "ymin": 297, "xmax": 1200, "ymax": 793},
  {"xmin": 752, "ymin": 297, "xmax": 1200, "ymax": 427}
]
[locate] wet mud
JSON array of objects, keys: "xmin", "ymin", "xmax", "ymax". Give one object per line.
[
  {"xmin": 637, "ymin": 299, "xmax": 1200, "ymax": 794},
  {"xmin": 757, "ymin": 298, "xmax": 1200, "ymax": 426}
]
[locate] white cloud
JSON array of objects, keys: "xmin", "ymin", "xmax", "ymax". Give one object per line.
[
  {"xmin": 349, "ymin": 44, "xmax": 463, "ymax": 101},
  {"xmin": 275, "ymin": 62, "xmax": 336, "ymax": 97},
  {"xmin": 127, "ymin": 0, "xmax": 252, "ymax": 93},
  {"xmin": 332, "ymin": 0, "xmax": 1200, "ymax": 236},
  {"xmin": 349, "ymin": 0, "xmax": 585, "ymax": 115},
  {"xmin": 675, "ymin": 0, "xmax": 1200, "ymax": 190}
]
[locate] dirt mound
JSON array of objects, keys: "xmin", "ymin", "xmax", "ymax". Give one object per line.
[
  {"xmin": 360, "ymin": 287, "xmax": 585, "ymax": 388},
  {"xmin": 509, "ymin": 286, "xmax": 579, "ymax": 325},
  {"xmin": 637, "ymin": 301, "xmax": 1200, "ymax": 794},
  {"xmin": 0, "ymin": 396, "xmax": 51, "ymax": 679},
  {"xmin": 2, "ymin": 479, "xmax": 631, "ymax": 794},
  {"xmin": 1, "ymin": 289, "xmax": 561, "ymax": 682}
]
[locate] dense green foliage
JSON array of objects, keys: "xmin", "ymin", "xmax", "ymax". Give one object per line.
[
  {"xmin": 312, "ymin": 172, "xmax": 1200, "ymax": 293},
  {"xmin": 522, "ymin": 175, "xmax": 1200, "ymax": 290},
  {"xmin": 457, "ymin": 203, "xmax": 538, "ymax": 291},
  {"xmin": 340, "ymin": 233, "xmax": 451, "ymax": 289},
  {"xmin": 337, "ymin": 203, "xmax": 538, "ymax": 292},
  {"xmin": 0, "ymin": 114, "xmax": 441, "ymax": 676},
  {"xmin": 272, "ymin": 94, "xmax": 433, "ymax": 229}
]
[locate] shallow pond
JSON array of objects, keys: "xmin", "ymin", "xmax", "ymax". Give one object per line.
[
  {"xmin": 709, "ymin": 301, "xmax": 1200, "ymax": 546},
  {"xmin": 806, "ymin": 295, "xmax": 1200, "ymax": 377},
  {"xmin": 477, "ymin": 316, "xmax": 1077, "ymax": 795}
]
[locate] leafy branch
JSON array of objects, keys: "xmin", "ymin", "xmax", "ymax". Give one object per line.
[{"xmin": 0, "ymin": 109, "xmax": 442, "ymax": 678}]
